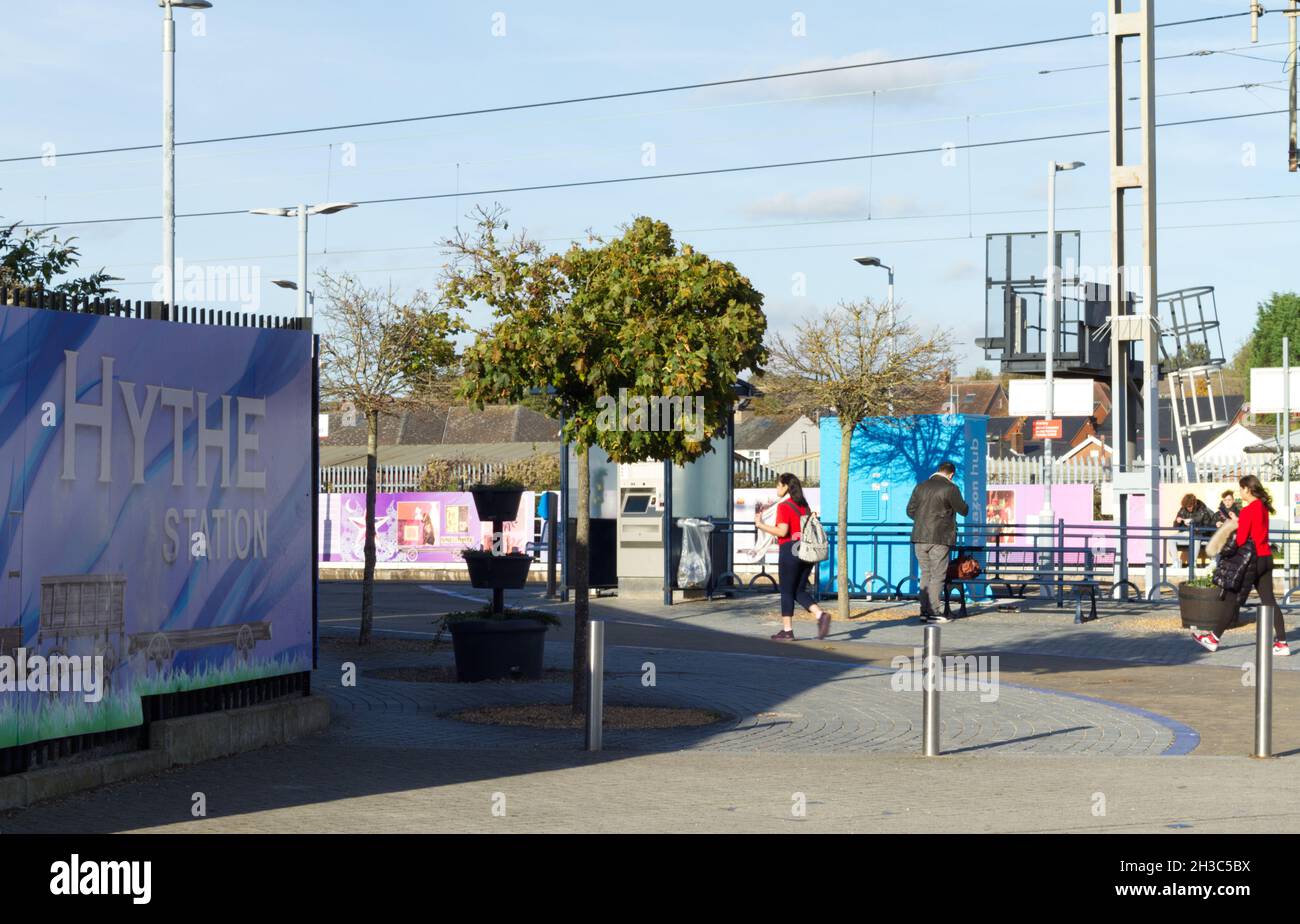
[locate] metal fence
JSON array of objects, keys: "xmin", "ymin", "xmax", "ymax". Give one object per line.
[{"xmin": 986, "ymin": 455, "xmax": 1265, "ymax": 485}]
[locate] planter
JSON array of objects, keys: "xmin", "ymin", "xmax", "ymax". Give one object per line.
[
  {"xmin": 449, "ymin": 618, "xmax": 547, "ymax": 682},
  {"xmin": 1178, "ymin": 583, "xmax": 1251, "ymax": 630},
  {"xmin": 462, "ymin": 550, "xmax": 534, "ymax": 590},
  {"xmin": 468, "ymin": 486, "xmax": 526, "ymax": 524}
]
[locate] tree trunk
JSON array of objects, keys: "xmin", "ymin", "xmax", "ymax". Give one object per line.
[
  {"xmin": 837, "ymin": 419, "xmax": 854, "ymax": 620},
  {"xmin": 360, "ymin": 408, "xmax": 379, "ymax": 646},
  {"xmin": 571, "ymin": 445, "xmax": 591, "ymax": 716}
]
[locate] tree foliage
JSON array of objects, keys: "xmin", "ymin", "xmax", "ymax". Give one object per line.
[
  {"xmin": 0, "ymin": 221, "xmax": 116, "ymax": 297},
  {"xmin": 445, "ymin": 206, "xmax": 767, "ymax": 462}
]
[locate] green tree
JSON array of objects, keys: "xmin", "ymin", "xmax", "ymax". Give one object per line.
[
  {"xmin": 1242, "ymin": 292, "xmax": 1300, "ymax": 422},
  {"xmin": 444, "ymin": 206, "xmax": 766, "ymax": 713},
  {"xmin": 317, "ymin": 271, "xmax": 464, "ymax": 645},
  {"xmin": 0, "ymin": 221, "xmax": 116, "ymax": 297}
]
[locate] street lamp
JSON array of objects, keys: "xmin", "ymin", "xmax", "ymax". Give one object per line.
[
  {"xmin": 161, "ymin": 0, "xmax": 213, "ymax": 311},
  {"xmin": 854, "ymin": 256, "xmax": 895, "ymax": 351},
  {"xmin": 272, "ymin": 279, "xmax": 315, "ymax": 313},
  {"xmin": 1041, "ymin": 160, "xmax": 1085, "ymax": 525},
  {"xmin": 250, "ymin": 202, "xmax": 357, "ymax": 319}
]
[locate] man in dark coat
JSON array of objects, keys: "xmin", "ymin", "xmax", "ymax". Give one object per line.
[{"xmin": 906, "ymin": 461, "xmax": 969, "ymax": 623}]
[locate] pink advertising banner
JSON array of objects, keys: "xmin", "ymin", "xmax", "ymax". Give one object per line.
[{"xmin": 319, "ymin": 492, "xmax": 536, "ymax": 564}]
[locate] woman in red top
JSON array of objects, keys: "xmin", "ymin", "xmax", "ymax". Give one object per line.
[
  {"xmin": 1194, "ymin": 475, "xmax": 1288, "ymax": 655},
  {"xmin": 755, "ymin": 473, "xmax": 830, "ymax": 641}
]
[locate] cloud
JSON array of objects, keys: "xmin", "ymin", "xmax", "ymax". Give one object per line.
[
  {"xmin": 707, "ymin": 50, "xmax": 980, "ymax": 108},
  {"xmin": 744, "ymin": 186, "xmax": 867, "ymax": 221},
  {"xmin": 941, "ymin": 259, "xmax": 979, "ymax": 282}
]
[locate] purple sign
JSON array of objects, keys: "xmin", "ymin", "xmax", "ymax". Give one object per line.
[{"xmin": 0, "ymin": 305, "xmax": 314, "ymax": 748}]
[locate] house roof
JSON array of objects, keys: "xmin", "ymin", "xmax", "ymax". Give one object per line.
[
  {"xmin": 735, "ymin": 413, "xmax": 803, "ymax": 451},
  {"xmin": 321, "ymin": 404, "xmax": 559, "ymax": 448},
  {"xmin": 915, "ymin": 382, "xmax": 1005, "ymax": 416},
  {"xmin": 320, "ymin": 441, "xmax": 561, "ymax": 467},
  {"xmin": 985, "ymin": 416, "xmax": 1026, "ymax": 439}
]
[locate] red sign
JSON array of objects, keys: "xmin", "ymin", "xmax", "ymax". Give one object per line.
[{"xmin": 1033, "ymin": 418, "xmax": 1064, "ymax": 440}]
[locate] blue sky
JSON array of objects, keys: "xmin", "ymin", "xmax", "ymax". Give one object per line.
[{"xmin": 2, "ymin": 0, "xmax": 1295, "ymax": 374}]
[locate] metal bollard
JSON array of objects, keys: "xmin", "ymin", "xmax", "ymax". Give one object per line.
[
  {"xmin": 1255, "ymin": 605, "xmax": 1275, "ymax": 758},
  {"xmin": 922, "ymin": 624, "xmax": 941, "ymax": 757},
  {"xmin": 585, "ymin": 619, "xmax": 605, "ymax": 752}
]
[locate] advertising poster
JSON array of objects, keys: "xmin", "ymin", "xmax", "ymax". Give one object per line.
[
  {"xmin": 0, "ymin": 305, "xmax": 314, "ymax": 750},
  {"xmin": 319, "ymin": 491, "xmax": 535, "ymax": 563}
]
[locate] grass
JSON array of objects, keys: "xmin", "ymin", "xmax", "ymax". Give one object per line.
[{"xmin": 0, "ymin": 652, "xmax": 311, "ymax": 745}]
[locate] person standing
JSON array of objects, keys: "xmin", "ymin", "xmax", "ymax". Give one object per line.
[
  {"xmin": 1193, "ymin": 475, "xmax": 1289, "ymax": 656},
  {"xmin": 755, "ymin": 473, "xmax": 830, "ymax": 641},
  {"xmin": 906, "ymin": 461, "xmax": 968, "ymax": 624}
]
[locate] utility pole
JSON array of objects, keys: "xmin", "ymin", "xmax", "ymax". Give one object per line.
[{"xmin": 1108, "ymin": 0, "xmax": 1161, "ymax": 596}]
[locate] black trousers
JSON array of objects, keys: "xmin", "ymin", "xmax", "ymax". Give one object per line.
[
  {"xmin": 1213, "ymin": 556, "xmax": 1285, "ymax": 641},
  {"xmin": 778, "ymin": 542, "xmax": 817, "ymax": 618}
]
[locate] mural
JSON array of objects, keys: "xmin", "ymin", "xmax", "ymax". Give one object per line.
[
  {"xmin": 0, "ymin": 305, "xmax": 314, "ymax": 749},
  {"xmin": 318, "ymin": 491, "xmax": 536, "ymax": 563}
]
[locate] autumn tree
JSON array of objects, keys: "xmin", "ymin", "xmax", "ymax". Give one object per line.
[
  {"xmin": 444, "ymin": 207, "xmax": 766, "ymax": 713},
  {"xmin": 764, "ymin": 300, "xmax": 953, "ymax": 620},
  {"xmin": 317, "ymin": 271, "xmax": 465, "ymax": 644}
]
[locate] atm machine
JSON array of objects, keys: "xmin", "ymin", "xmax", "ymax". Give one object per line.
[{"xmin": 616, "ymin": 462, "xmax": 665, "ymax": 596}]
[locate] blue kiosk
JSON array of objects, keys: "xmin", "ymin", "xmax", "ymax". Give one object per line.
[{"xmin": 818, "ymin": 414, "xmax": 988, "ymax": 596}]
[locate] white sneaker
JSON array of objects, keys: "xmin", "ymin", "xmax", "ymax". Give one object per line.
[
  {"xmin": 1274, "ymin": 641, "xmax": 1291, "ymax": 657},
  {"xmin": 1193, "ymin": 630, "xmax": 1220, "ymax": 653}
]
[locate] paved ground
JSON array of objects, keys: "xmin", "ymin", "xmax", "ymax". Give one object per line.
[{"xmin": 6, "ymin": 580, "xmax": 1300, "ymax": 833}]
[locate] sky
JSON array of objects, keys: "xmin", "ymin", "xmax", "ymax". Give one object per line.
[{"xmin": 1, "ymin": 0, "xmax": 1296, "ymax": 375}]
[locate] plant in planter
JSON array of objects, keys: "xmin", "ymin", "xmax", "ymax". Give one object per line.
[
  {"xmin": 1178, "ymin": 575, "xmax": 1252, "ymax": 630},
  {"xmin": 441, "ymin": 607, "xmax": 559, "ymax": 682},
  {"xmin": 451, "ymin": 477, "xmax": 544, "ymax": 681}
]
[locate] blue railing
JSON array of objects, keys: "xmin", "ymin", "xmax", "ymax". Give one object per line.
[{"xmin": 701, "ymin": 517, "xmax": 1300, "ymax": 609}]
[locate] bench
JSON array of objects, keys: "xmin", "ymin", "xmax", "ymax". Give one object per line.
[{"xmin": 941, "ymin": 546, "xmax": 1102, "ymax": 622}]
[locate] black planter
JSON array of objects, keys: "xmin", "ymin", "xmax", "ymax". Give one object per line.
[
  {"xmin": 1178, "ymin": 583, "xmax": 1250, "ymax": 630},
  {"xmin": 449, "ymin": 618, "xmax": 547, "ymax": 682},
  {"xmin": 468, "ymin": 486, "xmax": 526, "ymax": 524},
  {"xmin": 462, "ymin": 550, "xmax": 534, "ymax": 590}
]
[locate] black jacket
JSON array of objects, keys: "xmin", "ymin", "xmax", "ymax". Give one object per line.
[{"xmin": 906, "ymin": 474, "xmax": 968, "ymax": 546}]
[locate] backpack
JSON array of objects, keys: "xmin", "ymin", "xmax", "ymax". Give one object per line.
[{"xmin": 786, "ymin": 501, "xmax": 829, "ymax": 563}]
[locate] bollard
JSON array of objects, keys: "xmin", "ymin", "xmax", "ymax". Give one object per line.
[
  {"xmin": 922, "ymin": 624, "xmax": 941, "ymax": 757},
  {"xmin": 1255, "ymin": 605, "xmax": 1275, "ymax": 758},
  {"xmin": 585, "ymin": 619, "xmax": 605, "ymax": 752}
]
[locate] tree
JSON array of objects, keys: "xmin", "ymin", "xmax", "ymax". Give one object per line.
[
  {"xmin": 317, "ymin": 271, "xmax": 465, "ymax": 644},
  {"xmin": 0, "ymin": 220, "xmax": 116, "ymax": 297},
  {"xmin": 444, "ymin": 206, "xmax": 766, "ymax": 714},
  {"xmin": 764, "ymin": 300, "xmax": 953, "ymax": 620},
  {"xmin": 1238, "ymin": 292, "xmax": 1300, "ymax": 423}
]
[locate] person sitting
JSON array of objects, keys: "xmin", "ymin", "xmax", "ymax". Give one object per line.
[{"xmin": 1173, "ymin": 493, "xmax": 1215, "ymax": 567}]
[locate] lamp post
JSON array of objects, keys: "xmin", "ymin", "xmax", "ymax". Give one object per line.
[
  {"xmin": 249, "ymin": 202, "xmax": 357, "ymax": 319},
  {"xmin": 854, "ymin": 256, "xmax": 895, "ymax": 351},
  {"xmin": 272, "ymin": 279, "xmax": 315, "ymax": 314},
  {"xmin": 1041, "ymin": 160, "xmax": 1085, "ymax": 526},
  {"xmin": 161, "ymin": 0, "xmax": 213, "ymax": 310}
]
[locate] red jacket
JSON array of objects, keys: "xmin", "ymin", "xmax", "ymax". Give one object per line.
[{"xmin": 1235, "ymin": 498, "xmax": 1271, "ymax": 557}]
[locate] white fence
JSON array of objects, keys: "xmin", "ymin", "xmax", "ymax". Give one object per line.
[
  {"xmin": 321, "ymin": 455, "xmax": 793, "ymax": 493},
  {"xmin": 322, "ymin": 455, "xmax": 1269, "ymax": 494},
  {"xmin": 986, "ymin": 455, "xmax": 1266, "ymax": 485}
]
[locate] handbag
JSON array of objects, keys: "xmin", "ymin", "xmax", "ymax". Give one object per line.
[{"xmin": 946, "ymin": 553, "xmax": 982, "ymax": 581}]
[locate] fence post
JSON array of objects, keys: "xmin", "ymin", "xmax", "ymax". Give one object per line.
[
  {"xmin": 922, "ymin": 623, "xmax": 941, "ymax": 757},
  {"xmin": 1255, "ymin": 605, "xmax": 1275, "ymax": 758},
  {"xmin": 586, "ymin": 619, "xmax": 605, "ymax": 752}
]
